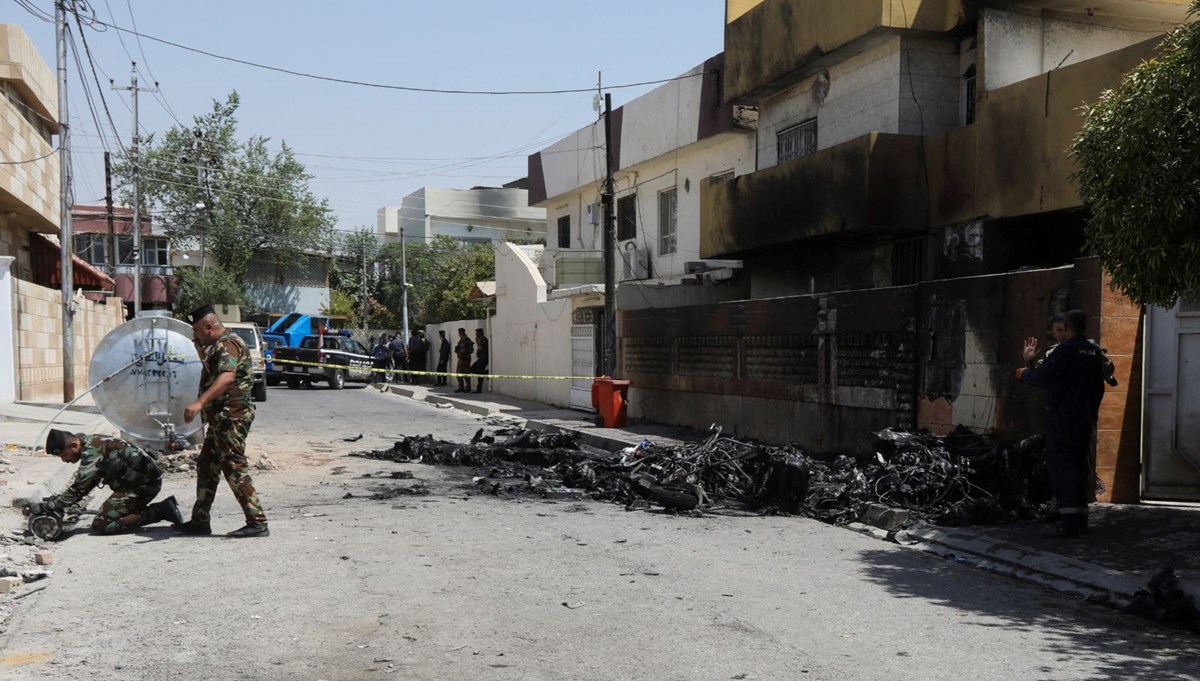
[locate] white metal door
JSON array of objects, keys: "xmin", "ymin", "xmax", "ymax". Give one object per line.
[
  {"xmin": 1143, "ymin": 300, "xmax": 1200, "ymax": 500},
  {"xmin": 569, "ymin": 324, "xmax": 595, "ymax": 411}
]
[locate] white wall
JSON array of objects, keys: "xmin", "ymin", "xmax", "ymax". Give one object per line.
[
  {"xmin": 490, "ymin": 242, "xmax": 587, "ymax": 407},
  {"xmin": 0, "ymin": 256, "xmax": 15, "ymax": 401},
  {"xmin": 982, "ymin": 9, "xmax": 1164, "ymax": 91},
  {"xmin": 898, "ymin": 38, "xmax": 962, "ymax": 135},
  {"xmin": 757, "ymin": 37, "xmax": 904, "ymax": 168},
  {"xmin": 543, "ymin": 131, "xmax": 754, "ymax": 281},
  {"xmin": 380, "ymin": 187, "xmax": 546, "ymax": 244}
]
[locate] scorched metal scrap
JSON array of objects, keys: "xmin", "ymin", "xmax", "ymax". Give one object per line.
[{"xmin": 350, "ymin": 426, "xmax": 1053, "ymax": 527}]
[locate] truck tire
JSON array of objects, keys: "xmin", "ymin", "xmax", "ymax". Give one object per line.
[
  {"xmin": 330, "ymin": 369, "xmax": 345, "ymax": 390},
  {"xmin": 286, "ymin": 376, "xmax": 301, "ymax": 390},
  {"xmin": 253, "ymin": 381, "xmax": 267, "ymax": 402}
]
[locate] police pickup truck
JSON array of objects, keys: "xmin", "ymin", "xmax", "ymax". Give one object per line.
[{"xmin": 272, "ymin": 332, "xmax": 374, "ymax": 390}]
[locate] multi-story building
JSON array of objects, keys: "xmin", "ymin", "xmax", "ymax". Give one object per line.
[
  {"xmin": 376, "ymin": 181, "xmax": 545, "ymax": 247},
  {"xmin": 71, "ymin": 204, "xmax": 173, "ymax": 315},
  {"xmin": 613, "ymin": 0, "xmax": 1196, "ymax": 502},
  {"xmin": 528, "ymin": 53, "xmax": 756, "ymax": 290},
  {"xmin": 1, "ymin": 24, "xmax": 123, "ymax": 402}
]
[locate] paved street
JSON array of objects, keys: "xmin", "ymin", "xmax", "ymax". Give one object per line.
[{"xmin": 1, "ymin": 384, "xmax": 1198, "ymax": 681}]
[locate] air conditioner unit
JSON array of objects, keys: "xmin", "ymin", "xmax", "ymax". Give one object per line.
[
  {"xmin": 622, "ymin": 244, "xmax": 650, "ymax": 280},
  {"xmin": 587, "ymin": 201, "xmax": 600, "ymax": 226}
]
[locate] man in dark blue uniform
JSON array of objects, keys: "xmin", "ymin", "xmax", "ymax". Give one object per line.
[{"xmin": 1016, "ymin": 309, "xmax": 1105, "ymax": 537}]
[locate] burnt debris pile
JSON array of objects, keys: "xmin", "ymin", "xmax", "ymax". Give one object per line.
[{"xmin": 351, "ymin": 425, "xmax": 1054, "ymax": 527}]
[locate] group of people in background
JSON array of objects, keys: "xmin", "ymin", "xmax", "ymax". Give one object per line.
[{"xmin": 368, "ymin": 327, "xmax": 488, "ymax": 394}]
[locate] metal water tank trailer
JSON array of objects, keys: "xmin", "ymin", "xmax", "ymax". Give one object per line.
[{"xmin": 89, "ymin": 314, "xmax": 204, "ymax": 450}]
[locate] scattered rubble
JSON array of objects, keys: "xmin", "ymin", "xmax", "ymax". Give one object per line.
[
  {"xmin": 349, "ymin": 425, "xmax": 1053, "ymax": 528},
  {"xmin": 1127, "ymin": 568, "xmax": 1200, "ymax": 632}
]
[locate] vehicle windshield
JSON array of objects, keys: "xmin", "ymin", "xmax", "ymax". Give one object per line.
[
  {"xmin": 230, "ymin": 328, "xmax": 259, "ymax": 350},
  {"xmin": 264, "ymin": 338, "xmax": 282, "ymax": 352}
]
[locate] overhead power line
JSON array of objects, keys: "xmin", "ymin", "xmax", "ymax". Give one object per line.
[{"xmin": 81, "ymin": 15, "xmax": 712, "ymax": 96}]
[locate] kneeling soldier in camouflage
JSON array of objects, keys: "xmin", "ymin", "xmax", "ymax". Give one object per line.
[{"xmin": 39, "ymin": 429, "xmax": 183, "ymax": 534}]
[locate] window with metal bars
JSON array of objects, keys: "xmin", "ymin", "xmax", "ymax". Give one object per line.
[
  {"xmin": 617, "ymin": 194, "xmax": 637, "ymax": 241},
  {"xmin": 658, "ymin": 188, "xmax": 677, "ymax": 255},
  {"xmin": 892, "ymin": 236, "xmax": 926, "ymax": 286},
  {"xmin": 777, "ymin": 118, "xmax": 818, "ymax": 163}
]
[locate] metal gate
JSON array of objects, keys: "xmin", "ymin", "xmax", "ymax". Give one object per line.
[
  {"xmin": 569, "ymin": 324, "xmax": 595, "ymax": 411},
  {"xmin": 1143, "ymin": 299, "xmax": 1200, "ymax": 500}
]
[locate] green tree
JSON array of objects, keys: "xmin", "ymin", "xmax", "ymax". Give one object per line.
[
  {"xmin": 375, "ymin": 236, "xmax": 494, "ymax": 327},
  {"xmin": 327, "ymin": 228, "xmax": 390, "ymax": 329},
  {"xmin": 1071, "ymin": 2, "xmax": 1200, "ymax": 307},
  {"xmin": 172, "ymin": 266, "xmax": 245, "ymax": 317},
  {"xmin": 116, "ymin": 92, "xmax": 335, "ymax": 284}
]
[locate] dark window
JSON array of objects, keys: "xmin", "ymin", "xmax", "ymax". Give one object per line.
[
  {"xmin": 777, "ymin": 118, "xmax": 817, "ymax": 163},
  {"xmin": 710, "ymin": 170, "xmax": 735, "ymax": 184},
  {"xmin": 557, "ymin": 215, "xmax": 571, "ymax": 248},
  {"xmin": 617, "ymin": 194, "xmax": 637, "ymax": 241},
  {"xmin": 658, "ymin": 189, "xmax": 677, "ymax": 255},
  {"xmin": 963, "ymin": 65, "xmax": 977, "ymax": 125},
  {"xmin": 73, "ymin": 233, "xmax": 108, "ymax": 266},
  {"xmin": 892, "ymin": 236, "xmax": 926, "ymax": 286}
]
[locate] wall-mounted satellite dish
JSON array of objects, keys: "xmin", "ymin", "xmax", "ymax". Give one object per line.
[{"xmin": 89, "ymin": 313, "xmax": 203, "ymax": 448}]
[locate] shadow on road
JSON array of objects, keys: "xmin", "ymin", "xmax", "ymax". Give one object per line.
[{"xmin": 854, "ymin": 547, "xmax": 1200, "ymax": 681}]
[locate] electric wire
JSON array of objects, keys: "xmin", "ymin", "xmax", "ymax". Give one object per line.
[{"xmin": 82, "ymin": 15, "xmax": 711, "ymax": 96}]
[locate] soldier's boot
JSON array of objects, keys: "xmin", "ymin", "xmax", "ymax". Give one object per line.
[
  {"xmin": 147, "ymin": 496, "xmax": 184, "ymax": 526},
  {"xmin": 178, "ymin": 518, "xmax": 212, "ymax": 536},
  {"xmin": 226, "ymin": 522, "xmax": 270, "ymax": 538}
]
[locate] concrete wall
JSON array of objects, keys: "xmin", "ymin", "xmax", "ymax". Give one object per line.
[
  {"xmin": 757, "ymin": 37, "xmax": 903, "ymax": 168},
  {"xmin": 981, "ymin": 9, "xmax": 1165, "ymax": 91},
  {"xmin": 489, "ymin": 242, "xmax": 599, "ymax": 407},
  {"xmin": 15, "ymin": 278, "xmax": 124, "ymax": 402},
  {"xmin": 424, "ymin": 319, "xmax": 489, "ymax": 377},
  {"xmin": 757, "ymin": 35, "xmax": 963, "ymax": 170}
]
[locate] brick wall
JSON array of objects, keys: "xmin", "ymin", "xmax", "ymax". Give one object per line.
[
  {"xmin": 15, "ymin": 279, "xmax": 124, "ymax": 402},
  {"xmin": 1092, "ymin": 268, "xmax": 1143, "ymax": 503}
]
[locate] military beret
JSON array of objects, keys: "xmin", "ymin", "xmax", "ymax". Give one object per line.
[
  {"xmin": 187, "ymin": 304, "xmax": 216, "ymax": 325},
  {"xmin": 45, "ymin": 429, "xmax": 73, "ymax": 455}
]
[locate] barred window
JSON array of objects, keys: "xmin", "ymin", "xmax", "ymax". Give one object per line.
[
  {"xmin": 658, "ymin": 188, "xmax": 677, "ymax": 255},
  {"xmin": 777, "ymin": 118, "xmax": 817, "ymax": 163}
]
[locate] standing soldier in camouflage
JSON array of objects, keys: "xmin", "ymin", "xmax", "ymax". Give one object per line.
[
  {"xmin": 180, "ymin": 305, "xmax": 270, "ymax": 538},
  {"xmin": 38, "ymin": 429, "xmax": 183, "ymax": 534}
]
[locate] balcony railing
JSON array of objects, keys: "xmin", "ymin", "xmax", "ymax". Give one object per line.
[
  {"xmin": 550, "ymin": 249, "xmax": 605, "ymax": 288},
  {"xmin": 114, "ymin": 264, "xmax": 174, "ymax": 277}
]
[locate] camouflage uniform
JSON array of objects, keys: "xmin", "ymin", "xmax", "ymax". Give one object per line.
[
  {"xmin": 192, "ymin": 330, "xmax": 267, "ymax": 525},
  {"xmin": 56, "ymin": 435, "xmax": 164, "ymax": 534}
]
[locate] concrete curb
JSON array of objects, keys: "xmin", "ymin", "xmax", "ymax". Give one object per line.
[
  {"xmin": 524, "ymin": 419, "xmax": 638, "ymax": 453},
  {"xmin": 384, "ymin": 384, "xmax": 497, "ymax": 418},
  {"xmin": 897, "ymin": 523, "xmax": 1149, "ymax": 604}
]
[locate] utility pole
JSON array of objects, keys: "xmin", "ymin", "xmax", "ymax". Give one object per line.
[
  {"xmin": 400, "ymin": 227, "xmax": 409, "ymax": 343},
  {"xmin": 601, "ymin": 92, "xmax": 617, "ymax": 378},
  {"xmin": 360, "ymin": 238, "xmax": 368, "ymax": 333},
  {"xmin": 113, "ymin": 63, "xmax": 156, "ymax": 318},
  {"xmin": 104, "ymin": 151, "xmax": 116, "ymax": 277},
  {"xmin": 55, "ymin": 0, "xmax": 75, "ymax": 401}
]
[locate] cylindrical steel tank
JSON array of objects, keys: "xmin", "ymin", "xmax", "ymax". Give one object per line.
[{"xmin": 89, "ymin": 314, "xmax": 203, "ymax": 448}]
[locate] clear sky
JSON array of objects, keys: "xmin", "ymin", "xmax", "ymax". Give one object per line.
[{"xmin": 2, "ymin": 1, "xmax": 726, "ymax": 231}]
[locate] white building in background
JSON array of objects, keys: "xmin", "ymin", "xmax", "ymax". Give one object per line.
[
  {"xmin": 526, "ymin": 52, "xmax": 756, "ymax": 289},
  {"xmin": 376, "ymin": 181, "xmax": 546, "ymax": 246}
]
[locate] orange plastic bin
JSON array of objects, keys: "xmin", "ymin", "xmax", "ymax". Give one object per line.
[{"xmin": 591, "ymin": 378, "xmax": 631, "ymax": 428}]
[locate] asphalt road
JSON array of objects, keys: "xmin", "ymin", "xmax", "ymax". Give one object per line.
[{"xmin": 1, "ymin": 384, "xmax": 1197, "ymax": 680}]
